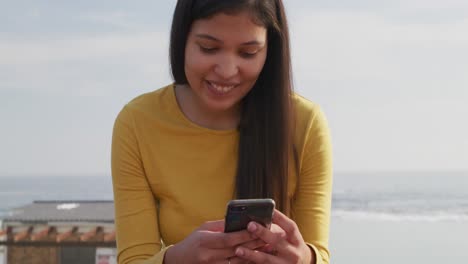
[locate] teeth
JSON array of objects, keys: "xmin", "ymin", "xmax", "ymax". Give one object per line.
[{"xmin": 210, "ymin": 82, "xmax": 235, "ymax": 93}]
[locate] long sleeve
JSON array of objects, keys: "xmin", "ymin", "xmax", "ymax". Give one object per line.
[
  {"xmin": 110, "ymin": 86, "xmax": 331, "ymax": 263},
  {"xmin": 111, "ymin": 106, "xmax": 168, "ymax": 264},
  {"xmin": 292, "ymin": 105, "xmax": 333, "ymax": 264}
]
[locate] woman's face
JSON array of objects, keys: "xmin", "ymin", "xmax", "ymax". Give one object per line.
[{"xmin": 184, "ymin": 11, "xmax": 268, "ymax": 114}]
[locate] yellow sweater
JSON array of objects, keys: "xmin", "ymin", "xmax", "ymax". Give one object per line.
[{"xmin": 111, "ymin": 84, "xmax": 333, "ymax": 264}]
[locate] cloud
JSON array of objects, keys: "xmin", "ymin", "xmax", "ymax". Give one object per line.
[
  {"xmin": 288, "ymin": 0, "xmax": 468, "ymax": 25},
  {"xmin": 79, "ymin": 11, "xmax": 137, "ymax": 30},
  {"xmin": 292, "ymin": 0, "xmax": 468, "ymax": 12},
  {"xmin": 289, "ymin": 11, "xmax": 468, "ymax": 95},
  {"xmin": 398, "ymin": 0, "xmax": 468, "ymax": 9},
  {"xmin": 0, "ymin": 31, "xmax": 172, "ymax": 96},
  {"xmin": 1, "ymin": 2, "xmax": 467, "ymax": 174},
  {"xmin": 0, "ymin": 32, "xmax": 168, "ymax": 65},
  {"xmin": 77, "ymin": 10, "xmax": 169, "ymax": 32},
  {"xmin": 286, "ymin": 10, "xmax": 468, "ymax": 171}
]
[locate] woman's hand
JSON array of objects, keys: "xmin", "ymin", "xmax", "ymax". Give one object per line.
[
  {"xmin": 233, "ymin": 209, "xmax": 316, "ymax": 264},
  {"xmin": 164, "ymin": 220, "xmax": 265, "ymax": 264}
]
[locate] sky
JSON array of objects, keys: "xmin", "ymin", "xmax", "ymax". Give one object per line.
[{"xmin": 1, "ymin": 0, "xmax": 467, "ymax": 177}]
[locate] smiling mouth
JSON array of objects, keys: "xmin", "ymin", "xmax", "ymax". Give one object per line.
[{"xmin": 207, "ymin": 81, "xmax": 237, "ymax": 94}]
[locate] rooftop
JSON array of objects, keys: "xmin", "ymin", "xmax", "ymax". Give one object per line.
[
  {"xmin": 0, "ymin": 200, "xmax": 116, "ymax": 246},
  {"xmin": 2, "ymin": 200, "xmax": 114, "ymax": 224}
]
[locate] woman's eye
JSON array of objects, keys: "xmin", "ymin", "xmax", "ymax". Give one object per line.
[
  {"xmin": 199, "ymin": 46, "xmax": 218, "ymax": 54},
  {"xmin": 240, "ymin": 52, "xmax": 257, "ymax": 59}
]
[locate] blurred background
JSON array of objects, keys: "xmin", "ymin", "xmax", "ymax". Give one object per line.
[{"xmin": 1, "ymin": 0, "xmax": 467, "ymax": 263}]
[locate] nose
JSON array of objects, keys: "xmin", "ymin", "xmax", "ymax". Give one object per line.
[{"xmin": 213, "ymin": 54, "xmax": 239, "ymax": 79}]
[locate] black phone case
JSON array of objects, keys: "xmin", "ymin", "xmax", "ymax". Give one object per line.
[{"xmin": 224, "ymin": 199, "xmax": 275, "ymax": 233}]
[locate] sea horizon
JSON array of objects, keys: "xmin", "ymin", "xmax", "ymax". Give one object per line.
[
  {"xmin": 1, "ymin": 171, "xmax": 467, "ymax": 223},
  {"xmin": 1, "ymin": 171, "xmax": 468, "ymax": 263}
]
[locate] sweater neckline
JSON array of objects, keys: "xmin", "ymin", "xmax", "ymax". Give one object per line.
[{"xmin": 169, "ymin": 83, "xmax": 238, "ymax": 135}]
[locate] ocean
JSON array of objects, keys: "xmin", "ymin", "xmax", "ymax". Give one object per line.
[
  {"xmin": 329, "ymin": 171, "xmax": 468, "ymax": 264},
  {"xmin": 332, "ymin": 171, "xmax": 468, "ymax": 222},
  {"xmin": 0, "ymin": 176, "xmax": 114, "ymax": 217},
  {"xmin": 1, "ymin": 172, "xmax": 467, "ymax": 263}
]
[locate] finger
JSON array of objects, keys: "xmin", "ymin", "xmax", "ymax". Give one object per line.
[
  {"xmin": 272, "ymin": 209, "xmax": 303, "ymax": 244},
  {"xmin": 235, "ymin": 246, "xmax": 279, "ymax": 264},
  {"xmin": 199, "ymin": 219, "xmax": 225, "ymax": 232},
  {"xmin": 194, "ymin": 247, "xmax": 236, "ymax": 264},
  {"xmin": 246, "ymin": 222, "xmax": 288, "ymax": 249},
  {"xmin": 200, "ymin": 230, "xmax": 256, "ymax": 249},
  {"xmin": 198, "ymin": 246, "xmax": 258, "ymax": 263},
  {"xmin": 203, "ymin": 248, "xmax": 257, "ymax": 263},
  {"xmin": 257, "ymin": 244, "xmax": 275, "ymax": 254},
  {"xmin": 227, "ymin": 256, "xmax": 253, "ymax": 264},
  {"xmin": 239, "ymin": 238, "xmax": 266, "ymax": 250},
  {"xmin": 270, "ymin": 224, "xmax": 287, "ymax": 239}
]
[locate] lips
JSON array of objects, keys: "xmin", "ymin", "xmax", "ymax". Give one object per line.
[{"xmin": 206, "ymin": 81, "xmax": 238, "ymax": 95}]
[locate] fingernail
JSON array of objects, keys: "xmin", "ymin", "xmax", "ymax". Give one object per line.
[
  {"xmin": 248, "ymin": 222, "xmax": 257, "ymax": 232},
  {"xmin": 235, "ymin": 248, "xmax": 244, "ymax": 256}
]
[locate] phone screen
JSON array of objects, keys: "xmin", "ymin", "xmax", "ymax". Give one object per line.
[{"xmin": 224, "ymin": 199, "xmax": 275, "ymax": 233}]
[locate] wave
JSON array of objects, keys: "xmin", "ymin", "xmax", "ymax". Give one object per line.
[{"xmin": 332, "ymin": 210, "xmax": 468, "ymax": 222}]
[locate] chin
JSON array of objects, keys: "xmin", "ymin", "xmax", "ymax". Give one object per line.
[
  {"xmin": 201, "ymin": 88, "xmax": 244, "ymax": 112},
  {"xmin": 204, "ymin": 100, "xmax": 240, "ymax": 113}
]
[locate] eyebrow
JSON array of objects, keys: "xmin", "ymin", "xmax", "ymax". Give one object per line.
[{"xmin": 195, "ymin": 34, "xmax": 265, "ymax": 46}]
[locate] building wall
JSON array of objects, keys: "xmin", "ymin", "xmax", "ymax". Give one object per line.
[
  {"xmin": 60, "ymin": 247, "xmax": 96, "ymax": 264},
  {"xmin": 3, "ymin": 223, "xmax": 115, "ymax": 264},
  {"xmin": 7, "ymin": 246, "xmax": 58, "ymax": 264}
]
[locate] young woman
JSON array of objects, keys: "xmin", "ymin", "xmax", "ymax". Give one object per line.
[{"xmin": 111, "ymin": 1, "xmax": 333, "ymax": 263}]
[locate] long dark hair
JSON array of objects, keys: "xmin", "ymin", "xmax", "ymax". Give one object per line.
[{"xmin": 169, "ymin": 0, "xmax": 294, "ymax": 214}]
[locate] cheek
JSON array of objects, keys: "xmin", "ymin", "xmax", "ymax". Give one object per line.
[
  {"xmin": 185, "ymin": 46, "xmax": 212, "ymax": 78},
  {"xmin": 243, "ymin": 57, "xmax": 266, "ymax": 80}
]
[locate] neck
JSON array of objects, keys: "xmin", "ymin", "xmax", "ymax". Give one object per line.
[{"xmin": 174, "ymin": 84, "xmax": 240, "ymax": 130}]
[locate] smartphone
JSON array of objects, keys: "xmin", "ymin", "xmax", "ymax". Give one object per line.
[{"xmin": 224, "ymin": 198, "xmax": 275, "ymax": 233}]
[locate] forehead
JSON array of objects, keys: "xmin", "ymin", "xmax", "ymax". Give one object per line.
[{"xmin": 189, "ymin": 11, "xmax": 267, "ymax": 43}]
